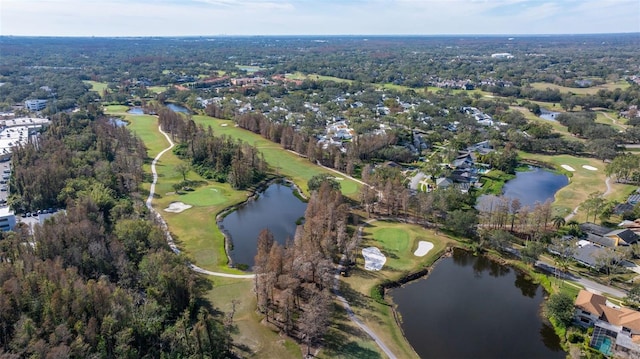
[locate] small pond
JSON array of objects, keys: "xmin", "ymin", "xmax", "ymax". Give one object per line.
[
  {"xmin": 390, "ymin": 249, "xmax": 565, "ymax": 359},
  {"xmin": 127, "ymin": 107, "xmax": 144, "ymax": 115},
  {"xmin": 477, "ymin": 167, "xmax": 568, "ymax": 210},
  {"xmin": 166, "ymin": 103, "xmax": 191, "ymax": 114},
  {"xmin": 220, "ymin": 183, "xmax": 307, "ymax": 268},
  {"xmin": 108, "ymin": 118, "xmax": 127, "ymax": 127},
  {"xmin": 539, "ymin": 108, "xmax": 560, "ymax": 121}
]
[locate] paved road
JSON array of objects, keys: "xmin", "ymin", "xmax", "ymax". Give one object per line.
[
  {"xmin": 333, "ymin": 219, "xmax": 397, "ymax": 359},
  {"xmin": 536, "ymin": 261, "xmax": 627, "ymax": 298},
  {"xmin": 147, "ymin": 125, "xmax": 254, "ymax": 279}
]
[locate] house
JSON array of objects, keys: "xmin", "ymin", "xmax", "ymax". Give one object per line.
[
  {"xmin": 572, "ymin": 240, "xmax": 607, "ymax": 269},
  {"xmin": 435, "ymin": 177, "xmax": 453, "ymax": 189},
  {"xmin": 451, "ymin": 152, "xmax": 474, "ymax": 169},
  {"xmin": 579, "ymin": 223, "xmax": 639, "ymax": 248},
  {"xmin": 628, "ymin": 194, "xmax": 640, "ymax": 206},
  {"xmin": 575, "ymin": 289, "xmax": 640, "ymax": 357},
  {"xmin": 614, "ymin": 203, "xmax": 636, "ymax": 215}
]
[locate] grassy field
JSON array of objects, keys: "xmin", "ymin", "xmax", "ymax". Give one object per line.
[
  {"xmin": 530, "ymin": 80, "xmax": 629, "ymax": 95},
  {"xmin": 340, "ymin": 220, "xmax": 457, "ymax": 359},
  {"xmin": 519, "ymin": 153, "xmax": 636, "ymax": 218},
  {"xmin": 191, "ymin": 115, "xmax": 362, "ymax": 198},
  {"xmin": 84, "ymin": 80, "xmax": 109, "ymax": 97}
]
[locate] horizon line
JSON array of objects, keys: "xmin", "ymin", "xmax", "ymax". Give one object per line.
[{"xmin": 1, "ymin": 32, "xmax": 639, "ymax": 39}]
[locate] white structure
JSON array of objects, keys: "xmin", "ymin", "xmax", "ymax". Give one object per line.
[
  {"xmin": 0, "ymin": 207, "xmax": 16, "ymax": 231},
  {"xmin": 24, "ymin": 99, "xmax": 48, "ymax": 111},
  {"xmin": 491, "ymin": 53, "xmax": 514, "ymax": 59},
  {"xmin": 0, "ymin": 117, "xmax": 50, "ymax": 160}
]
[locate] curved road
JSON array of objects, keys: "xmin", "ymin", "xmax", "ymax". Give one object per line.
[{"xmin": 146, "ymin": 125, "xmax": 254, "ymax": 279}]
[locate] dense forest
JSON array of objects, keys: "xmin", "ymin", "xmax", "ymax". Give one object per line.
[{"xmin": 0, "ymin": 115, "xmax": 233, "ymax": 358}]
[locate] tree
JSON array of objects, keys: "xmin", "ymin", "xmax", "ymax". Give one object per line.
[
  {"xmin": 299, "ymin": 291, "xmax": 331, "ymax": 357},
  {"xmin": 551, "ymin": 215, "xmax": 566, "ymax": 229},
  {"xmin": 446, "ymin": 210, "xmax": 478, "ymax": 238},
  {"xmin": 545, "ymin": 293, "xmax": 576, "ymax": 328},
  {"xmin": 521, "ymin": 241, "xmax": 545, "ymax": 266},
  {"xmin": 175, "ymin": 163, "xmax": 191, "ymax": 182},
  {"xmin": 307, "ymin": 173, "xmax": 340, "ymax": 192}
]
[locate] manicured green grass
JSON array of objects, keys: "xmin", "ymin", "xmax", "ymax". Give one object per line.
[
  {"xmin": 339, "ymin": 220, "xmax": 456, "ymax": 359},
  {"xmin": 191, "ymin": 115, "xmax": 361, "ymax": 198},
  {"xmin": 530, "ymin": 81, "xmax": 629, "ymax": 95},
  {"xmin": 84, "ymin": 80, "xmax": 109, "ymax": 96},
  {"xmin": 595, "ymin": 111, "xmax": 627, "ymax": 131}
]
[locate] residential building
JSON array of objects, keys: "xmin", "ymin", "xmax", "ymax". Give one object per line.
[
  {"xmin": 24, "ymin": 99, "xmax": 48, "ymax": 111},
  {"xmin": 575, "ymin": 290, "xmax": 640, "ymax": 357}
]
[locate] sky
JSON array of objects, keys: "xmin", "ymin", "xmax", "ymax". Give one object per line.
[{"xmin": 1, "ymin": 0, "xmax": 639, "ymax": 37}]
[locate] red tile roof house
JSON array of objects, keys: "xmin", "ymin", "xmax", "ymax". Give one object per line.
[{"xmin": 575, "ymin": 289, "xmax": 640, "ymax": 357}]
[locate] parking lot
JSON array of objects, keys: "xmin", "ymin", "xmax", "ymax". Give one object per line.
[{"xmin": 0, "ymin": 160, "xmax": 9, "ymax": 207}]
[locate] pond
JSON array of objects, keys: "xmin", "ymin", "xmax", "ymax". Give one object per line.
[
  {"xmin": 539, "ymin": 107, "xmax": 560, "ymax": 121},
  {"xmin": 390, "ymin": 249, "xmax": 565, "ymax": 359},
  {"xmin": 108, "ymin": 118, "xmax": 127, "ymax": 127},
  {"xmin": 477, "ymin": 167, "xmax": 568, "ymax": 210},
  {"xmin": 127, "ymin": 107, "xmax": 144, "ymax": 115},
  {"xmin": 219, "ymin": 183, "xmax": 307, "ymax": 268},
  {"xmin": 166, "ymin": 103, "xmax": 191, "ymax": 114}
]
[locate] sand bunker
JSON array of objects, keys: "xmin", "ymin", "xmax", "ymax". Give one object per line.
[
  {"xmin": 164, "ymin": 201, "xmax": 192, "ymax": 213},
  {"xmin": 362, "ymin": 247, "xmax": 386, "ymax": 271},
  {"xmin": 414, "ymin": 241, "xmax": 434, "ymax": 257},
  {"xmin": 561, "ymin": 164, "xmax": 575, "ymax": 172},
  {"xmin": 582, "ymin": 165, "xmax": 598, "ymax": 171},
  {"xmin": 221, "ymin": 123, "xmax": 228, "ymax": 127}
]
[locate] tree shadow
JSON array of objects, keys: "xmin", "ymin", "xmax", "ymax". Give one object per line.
[
  {"xmin": 323, "ymin": 327, "xmax": 382, "ymax": 359},
  {"xmin": 338, "ymin": 282, "xmax": 372, "ymax": 310}
]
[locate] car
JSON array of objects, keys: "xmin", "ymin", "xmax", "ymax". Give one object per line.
[
  {"xmin": 0, "ymin": 186, "xmax": 7, "ymax": 192},
  {"xmin": 20, "ymin": 213, "xmax": 26, "ymax": 218},
  {"xmin": 2, "ymin": 169, "xmax": 10, "ymax": 174},
  {"xmin": 26, "ymin": 212, "xmax": 31, "ymax": 217},
  {"xmin": 36, "ymin": 210, "xmax": 42, "ymax": 215}
]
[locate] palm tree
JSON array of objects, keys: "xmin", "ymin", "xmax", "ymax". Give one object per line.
[{"xmin": 551, "ymin": 215, "xmax": 566, "ymax": 229}]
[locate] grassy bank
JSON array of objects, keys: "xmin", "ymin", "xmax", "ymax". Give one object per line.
[
  {"xmin": 84, "ymin": 80, "xmax": 109, "ymax": 97},
  {"xmin": 530, "ymin": 80, "xmax": 630, "ymax": 95}
]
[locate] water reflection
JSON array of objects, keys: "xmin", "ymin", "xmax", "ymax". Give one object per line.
[{"xmin": 390, "ymin": 249, "xmax": 565, "ymax": 358}]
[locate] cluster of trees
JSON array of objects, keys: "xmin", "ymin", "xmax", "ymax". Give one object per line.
[
  {"xmin": 158, "ymin": 108, "xmax": 268, "ymax": 189},
  {"xmin": 606, "ymin": 153, "xmax": 640, "ymax": 185},
  {"xmin": 253, "ymin": 182, "xmax": 353, "ymax": 355},
  {"xmin": 1, "ymin": 113, "xmax": 233, "ymax": 357},
  {"xmin": 10, "ymin": 113, "xmax": 146, "ymax": 214},
  {"xmin": 477, "ymin": 196, "xmax": 557, "ymax": 238}
]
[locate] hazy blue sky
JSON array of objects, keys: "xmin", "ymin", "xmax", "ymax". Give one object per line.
[{"xmin": 2, "ymin": 0, "xmax": 639, "ymax": 36}]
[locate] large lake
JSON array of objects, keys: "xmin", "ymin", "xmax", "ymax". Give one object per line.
[
  {"xmin": 478, "ymin": 167, "xmax": 568, "ymax": 210},
  {"xmin": 390, "ymin": 249, "xmax": 565, "ymax": 359},
  {"xmin": 220, "ymin": 183, "xmax": 307, "ymax": 267}
]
